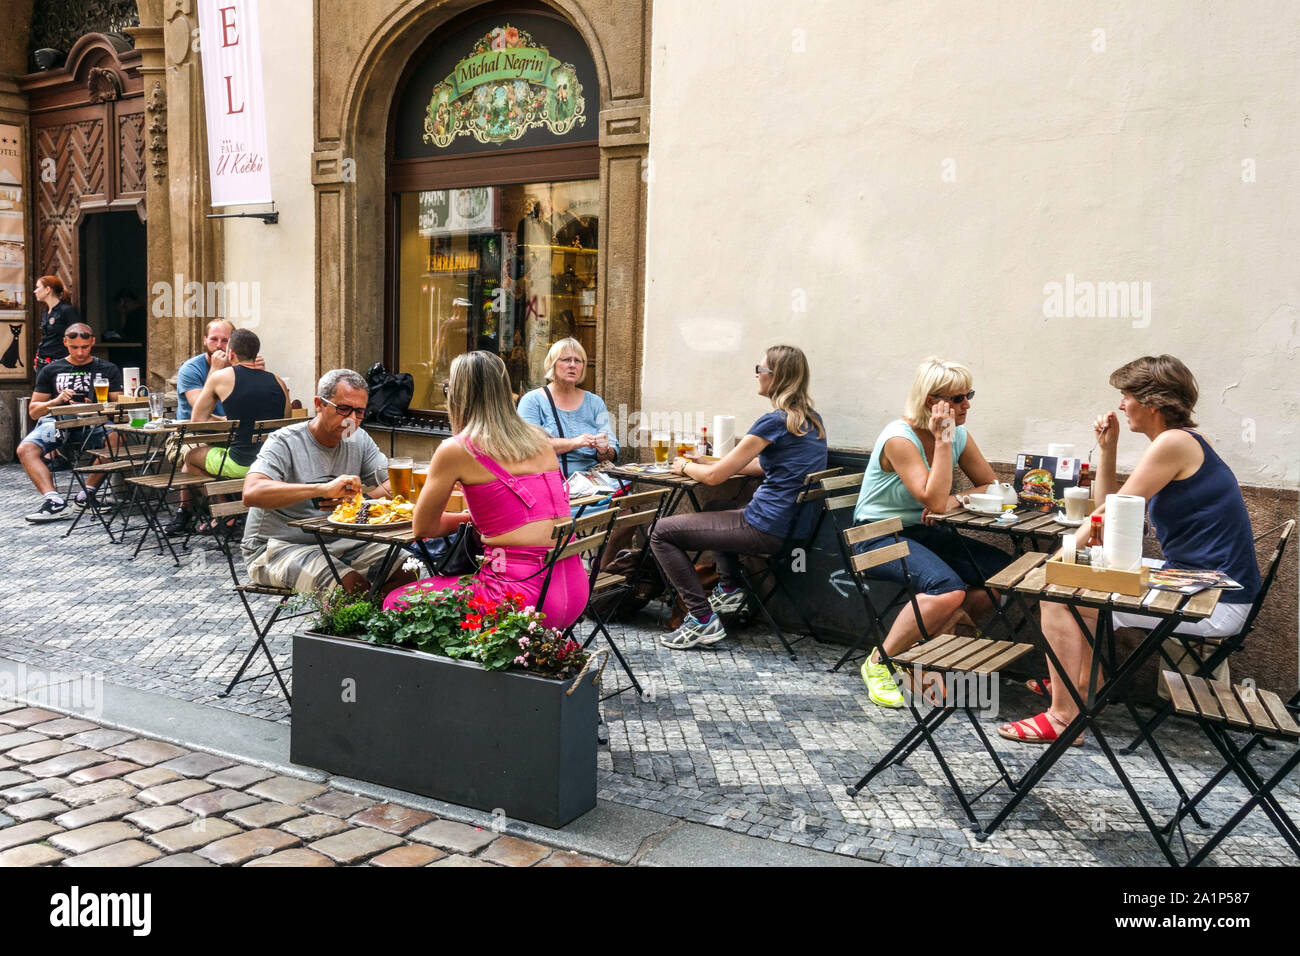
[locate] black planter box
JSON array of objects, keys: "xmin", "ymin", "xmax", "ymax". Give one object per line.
[{"xmin": 290, "ymin": 631, "xmax": 598, "ymax": 828}]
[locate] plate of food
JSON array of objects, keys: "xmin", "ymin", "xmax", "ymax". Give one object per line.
[{"xmin": 327, "ymin": 493, "xmax": 415, "ymax": 528}]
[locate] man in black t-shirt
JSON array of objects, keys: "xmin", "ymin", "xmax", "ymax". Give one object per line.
[{"xmin": 18, "ymin": 323, "xmax": 124, "ymax": 523}]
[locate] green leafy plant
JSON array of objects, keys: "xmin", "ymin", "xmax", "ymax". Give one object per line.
[{"xmin": 304, "ymin": 586, "xmax": 378, "ymax": 637}]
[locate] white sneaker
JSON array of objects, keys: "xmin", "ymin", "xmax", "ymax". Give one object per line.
[
  {"xmin": 26, "ymin": 498, "xmax": 71, "ymax": 522},
  {"xmin": 660, "ymin": 613, "xmax": 726, "ymax": 650},
  {"xmin": 707, "ymin": 584, "xmax": 747, "ymax": 615}
]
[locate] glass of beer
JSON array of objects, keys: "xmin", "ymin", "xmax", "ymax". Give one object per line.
[
  {"xmin": 388, "ymin": 457, "xmax": 413, "ymax": 500},
  {"xmin": 94, "ymin": 375, "xmax": 110, "ymax": 404},
  {"xmin": 412, "ymin": 463, "xmax": 428, "ymax": 499},
  {"xmin": 652, "ymin": 433, "xmax": 670, "ymax": 464},
  {"xmin": 675, "ymin": 433, "xmax": 692, "ymax": 458}
]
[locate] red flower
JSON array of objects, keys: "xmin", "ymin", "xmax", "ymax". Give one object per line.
[{"xmin": 460, "ymin": 613, "xmax": 483, "ymax": 631}]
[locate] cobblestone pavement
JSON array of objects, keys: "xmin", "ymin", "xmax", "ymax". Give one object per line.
[
  {"xmin": 0, "ymin": 703, "xmax": 612, "ymax": 867},
  {"xmin": 1, "ymin": 464, "xmax": 1296, "ymax": 866}
]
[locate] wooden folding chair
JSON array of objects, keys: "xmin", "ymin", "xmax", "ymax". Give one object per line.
[
  {"xmin": 839, "ymin": 516, "xmax": 1038, "ymax": 830},
  {"xmin": 1123, "ymin": 519, "xmax": 1295, "ymax": 755},
  {"xmin": 561, "ymin": 488, "xmax": 671, "ymax": 699},
  {"xmin": 122, "ymin": 419, "xmax": 234, "ymax": 565},
  {"xmin": 723, "ymin": 467, "xmax": 842, "ymax": 660},
  {"xmin": 203, "ymin": 478, "xmax": 300, "ymax": 706},
  {"xmin": 1157, "ymin": 672, "xmax": 1299, "ymax": 865}
]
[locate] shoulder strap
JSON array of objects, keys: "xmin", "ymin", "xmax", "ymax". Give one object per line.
[
  {"xmin": 460, "ymin": 437, "xmax": 537, "ymax": 508},
  {"xmin": 541, "ymin": 385, "xmax": 570, "ymax": 478}
]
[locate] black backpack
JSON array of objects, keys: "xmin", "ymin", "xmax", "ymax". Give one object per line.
[{"xmin": 364, "ymin": 363, "xmax": 414, "ymax": 425}]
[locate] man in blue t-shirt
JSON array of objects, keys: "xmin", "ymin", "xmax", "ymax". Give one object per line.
[{"xmin": 175, "ymin": 319, "xmax": 234, "ymax": 421}]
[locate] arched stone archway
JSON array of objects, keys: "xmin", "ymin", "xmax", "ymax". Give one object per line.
[{"xmin": 312, "ymin": 0, "xmax": 650, "ymax": 416}]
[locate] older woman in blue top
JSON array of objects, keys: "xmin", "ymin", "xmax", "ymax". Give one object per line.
[
  {"xmin": 998, "ymin": 355, "xmax": 1261, "ymax": 746},
  {"xmin": 852, "ymin": 357, "xmax": 1009, "ymax": 708},
  {"xmin": 651, "ymin": 345, "xmax": 828, "ymax": 650},
  {"xmin": 517, "ymin": 338, "xmax": 618, "ymax": 477}
]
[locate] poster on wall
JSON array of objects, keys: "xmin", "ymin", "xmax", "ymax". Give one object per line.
[
  {"xmin": 417, "ymin": 187, "xmax": 498, "ymax": 236},
  {"xmin": 0, "ymin": 123, "xmax": 27, "ymax": 382},
  {"xmin": 197, "ymin": 0, "xmax": 273, "ymax": 206}
]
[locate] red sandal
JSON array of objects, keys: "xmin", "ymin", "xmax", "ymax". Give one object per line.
[
  {"xmin": 1025, "ymin": 678, "xmax": 1053, "ymax": 696},
  {"xmin": 997, "ymin": 711, "xmax": 1082, "ymax": 746}
]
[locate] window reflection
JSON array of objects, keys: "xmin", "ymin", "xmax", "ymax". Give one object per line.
[{"xmin": 396, "ymin": 180, "xmax": 598, "ymax": 412}]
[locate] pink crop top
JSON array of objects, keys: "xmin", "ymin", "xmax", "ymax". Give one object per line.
[{"xmin": 458, "ymin": 437, "xmax": 569, "ymax": 537}]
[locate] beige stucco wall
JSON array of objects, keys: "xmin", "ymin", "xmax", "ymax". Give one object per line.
[
  {"xmin": 222, "ymin": 0, "xmax": 317, "ymax": 405},
  {"xmin": 643, "ymin": 1, "xmax": 1300, "ymax": 488}
]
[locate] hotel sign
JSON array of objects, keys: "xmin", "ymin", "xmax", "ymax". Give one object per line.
[{"xmin": 424, "ymin": 24, "xmax": 586, "ymax": 148}]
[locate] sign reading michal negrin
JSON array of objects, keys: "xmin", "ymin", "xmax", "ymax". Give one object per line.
[{"xmin": 197, "ymin": 0, "xmax": 272, "ymax": 207}]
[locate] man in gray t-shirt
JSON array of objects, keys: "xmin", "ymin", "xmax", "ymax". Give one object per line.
[{"xmin": 241, "ymin": 369, "xmax": 411, "ymax": 594}]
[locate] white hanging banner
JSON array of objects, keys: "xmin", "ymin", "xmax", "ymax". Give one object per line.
[{"xmin": 197, "ymin": 0, "xmax": 272, "ymax": 207}]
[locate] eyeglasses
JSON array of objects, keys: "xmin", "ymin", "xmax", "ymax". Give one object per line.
[
  {"xmin": 66, "ymin": 331, "xmax": 93, "ymax": 340},
  {"xmin": 933, "ymin": 390, "xmax": 975, "ymax": 404},
  {"xmin": 755, "ymin": 365, "xmax": 772, "ymax": 375},
  {"xmin": 557, "ymin": 357, "xmax": 584, "ymax": 366},
  {"xmin": 318, "ymin": 396, "xmax": 365, "ymax": 419}
]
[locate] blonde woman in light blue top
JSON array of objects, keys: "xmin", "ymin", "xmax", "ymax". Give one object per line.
[{"xmin": 851, "ymin": 357, "xmax": 1009, "ymax": 707}]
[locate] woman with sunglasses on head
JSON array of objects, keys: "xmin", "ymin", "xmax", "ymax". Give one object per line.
[
  {"xmin": 384, "ymin": 351, "xmax": 589, "ymax": 631},
  {"xmin": 651, "ymin": 345, "xmax": 828, "ymax": 650},
  {"xmin": 997, "ymin": 355, "xmax": 1260, "ymax": 746},
  {"xmin": 851, "ymin": 356, "xmax": 1010, "ymax": 708}
]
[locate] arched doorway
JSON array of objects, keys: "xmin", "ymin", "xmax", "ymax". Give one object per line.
[
  {"xmin": 386, "ymin": 5, "xmax": 600, "ymax": 419},
  {"xmin": 314, "ymin": 0, "xmax": 651, "ymax": 426}
]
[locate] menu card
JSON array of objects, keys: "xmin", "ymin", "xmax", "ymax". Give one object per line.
[{"xmin": 1013, "ymin": 453, "xmax": 1082, "ymax": 512}]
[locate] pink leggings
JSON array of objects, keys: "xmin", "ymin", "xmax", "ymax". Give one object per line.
[{"xmin": 383, "ymin": 547, "xmax": 589, "ymax": 631}]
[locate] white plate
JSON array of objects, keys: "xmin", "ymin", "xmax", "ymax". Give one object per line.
[
  {"xmin": 327, "ymin": 517, "xmax": 413, "ymax": 530},
  {"xmin": 962, "ymin": 505, "xmax": 1004, "ymax": 517},
  {"xmin": 1053, "ymin": 512, "xmax": 1087, "ymax": 527}
]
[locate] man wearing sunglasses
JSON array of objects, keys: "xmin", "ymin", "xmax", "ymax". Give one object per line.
[
  {"xmin": 241, "ymin": 368, "xmax": 414, "ymax": 593},
  {"xmin": 19, "ymin": 323, "xmax": 123, "ymax": 522}
]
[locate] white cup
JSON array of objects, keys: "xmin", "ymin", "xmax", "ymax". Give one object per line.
[
  {"xmin": 965, "ymin": 493, "xmax": 1003, "ymax": 514},
  {"xmin": 1064, "ymin": 486, "xmax": 1090, "ymax": 521}
]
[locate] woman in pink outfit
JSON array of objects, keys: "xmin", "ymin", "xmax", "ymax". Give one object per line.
[{"xmin": 383, "ymin": 351, "xmax": 589, "ymax": 630}]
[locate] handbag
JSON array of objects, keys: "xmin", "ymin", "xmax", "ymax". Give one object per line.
[
  {"xmin": 408, "ymin": 523, "xmax": 482, "ymax": 577},
  {"xmin": 363, "ymin": 362, "xmax": 415, "ymax": 426}
]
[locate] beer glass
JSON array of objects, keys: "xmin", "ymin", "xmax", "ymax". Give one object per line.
[
  {"xmin": 148, "ymin": 393, "xmax": 165, "ymax": 421},
  {"xmin": 389, "ymin": 457, "xmax": 413, "ymax": 500},
  {"xmin": 675, "ymin": 433, "xmax": 692, "ymax": 458},
  {"xmin": 412, "ymin": 463, "xmax": 428, "ymax": 498},
  {"xmin": 651, "ymin": 433, "xmax": 670, "ymax": 464},
  {"xmin": 94, "ymin": 375, "xmax": 110, "ymax": 404}
]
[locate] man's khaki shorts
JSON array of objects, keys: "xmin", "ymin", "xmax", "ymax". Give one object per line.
[
  {"xmin": 244, "ymin": 538, "xmax": 397, "ymax": 593},
  {"xmin": 164, "ymin": 433, "xmax": 200, "ymax": 466}
]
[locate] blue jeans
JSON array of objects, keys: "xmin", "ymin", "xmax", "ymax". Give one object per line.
[
  {"xmin": 852, "ymin": 523, "xmax": 1011, "ymax": 595},
  {"xmin": 20, "ymin": 415, "xmax": 107, "ymax": 455}
]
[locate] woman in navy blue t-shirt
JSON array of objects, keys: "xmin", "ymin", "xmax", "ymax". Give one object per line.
[
  {"xmin": 651, "ymin": 345, "xmax": 828, "ymax": 650},
  {"xmin": 999, "ymin": 355, "xmax": 1262, "ymax": 746}
]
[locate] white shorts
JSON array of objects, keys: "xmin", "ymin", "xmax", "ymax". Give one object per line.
[{"xmin": 1112, "ymin": 601, "xmax": 1249, "ymax": 690}]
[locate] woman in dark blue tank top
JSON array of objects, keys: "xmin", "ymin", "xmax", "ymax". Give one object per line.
[{"xmin": 999, "ymin": 355, "xmax": 1260, "ymax": 746}]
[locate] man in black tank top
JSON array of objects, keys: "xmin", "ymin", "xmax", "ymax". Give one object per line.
[{"xmin": 184, "ymin": 328, "xmax": 289, "ymax": 485}]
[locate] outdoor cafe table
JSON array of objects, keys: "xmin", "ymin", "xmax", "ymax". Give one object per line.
[
  {"xmin": 289, "ymin": 493, "xmax": 609, "ymax": 602},
  {"xmin": 604, "ymin": 465, "xmax": 704, "ymax": 515},
  {"xmin": 919, "ymin": 535, "xmax": 1226, "ymax": 865}
]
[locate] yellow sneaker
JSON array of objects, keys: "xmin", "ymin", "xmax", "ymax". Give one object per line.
[{"xmin": 862, "ymin": 657, "xmax": 904, "ymax": 708}]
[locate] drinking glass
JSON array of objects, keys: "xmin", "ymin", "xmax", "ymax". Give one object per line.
[
  {"xmin": 389, "ymin": 457, "xmax": 414, "ymax": 500},
  {"xmin": 651, "ymin": 433, "xmax": 670, "ymax": 464},
  {"xmin": 93, "ymin": 375, "xmax": 109, "ymax": 404},
  {"xmin": 412, "ymin": 464, "xmax": 428, "ymax": 498},
  {"xmin": 148, "ymin": 393, "xmax": 165, "ymax": 421}
]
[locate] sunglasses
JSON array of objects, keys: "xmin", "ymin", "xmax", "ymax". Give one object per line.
[
  {"xmin": 755, "ymin": 365, "xmax": 772, "ymax": 375},
  {"xmin": 442, "ymin": 382, "xmax": 449, "ymax": 397},
  {"xmin": 933, "ymin": 390, "xmax": 975, "ymax": 404},
  {"xmin": 65, "ymin": 331, "xmax": 93, "ymax": 340},
  {"xmin": 318, "ymin": 396, "xmax": 365, "ymax": 419}
]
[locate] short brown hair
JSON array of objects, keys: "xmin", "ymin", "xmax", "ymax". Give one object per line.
[
  {"xmin": 228, "ymin": 327, "xmax": 259, "ymax": 362},
  {"xmin": 1109, "ymin": 355, "xmax": 1198, "ymax": 428}
]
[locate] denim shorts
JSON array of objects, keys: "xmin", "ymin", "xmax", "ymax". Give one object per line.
[
  {"xmin": 852, "ymin": 522, "xmax": 1012, "ymax": 595},
  {"xmin": 19, "ymin": 415, "xmax": 107, "ymax": 455}
]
